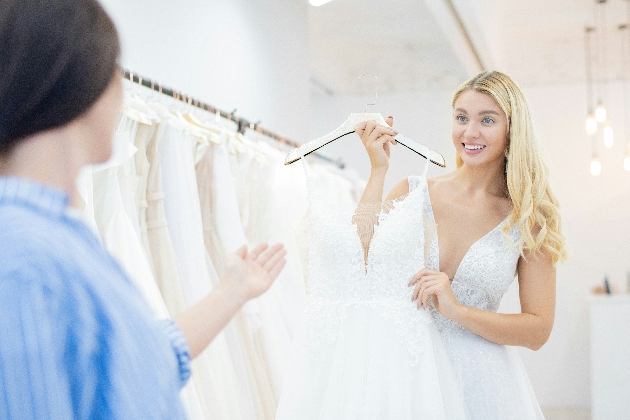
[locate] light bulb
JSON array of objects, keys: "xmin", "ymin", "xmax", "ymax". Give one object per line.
[
  {"xmin": 590, "ymin": 158, "xmax": 602, "ymax": 176},
  {"xmin": 596, "ymin": 103, "xmax": 607, "ymax": 123},
  {"xmin": 586, "ymin": 115, "xmax": 597, "ymax": 135},
  {"xmin": 624, "ymin": 156, "xmax": 630, "ymax": 171},
  {"xmin": 604, "ymin": 125, "xmax": 614, "ymax": 149},
  {"xmin": 309, "ymin": 0, "xmax": 333, "ymax": 5}
]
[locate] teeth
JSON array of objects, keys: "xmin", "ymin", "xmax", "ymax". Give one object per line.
[{"xmin": 464, "ymin": 144, "xmax": 485, "ymax": 150}]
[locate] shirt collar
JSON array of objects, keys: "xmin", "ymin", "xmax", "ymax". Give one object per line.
[{"xmin": 0, "ymin": 177, "xmax": 70, "ymax": 218}]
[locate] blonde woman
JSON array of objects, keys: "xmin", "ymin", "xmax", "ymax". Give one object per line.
[{"xmin": 354, "ymin": 71, "xmax": 566, "ymax": 419}]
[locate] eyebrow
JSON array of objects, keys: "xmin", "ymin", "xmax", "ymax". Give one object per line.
[{"xmin": 455, "ymin": 108, "xmax": 500, "ymax": 116}]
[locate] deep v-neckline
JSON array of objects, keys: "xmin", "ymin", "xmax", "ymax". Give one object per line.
[
  {"xmin": 359, "ymin": 182, "xmax": 425, "ymax": 275},
  {"xmin": 423, "ymin": 182, "xmax": 509, "ymax": 281}
]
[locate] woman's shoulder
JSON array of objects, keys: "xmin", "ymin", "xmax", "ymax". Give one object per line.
[{"xmin": 426, "ymin": 172, "xmax": 456, "ymax": 195}]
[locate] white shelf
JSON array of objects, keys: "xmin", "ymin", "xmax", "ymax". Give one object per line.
[{"xmin": 590, "ymin": 294, "xmax": 630, "ymax": 420}]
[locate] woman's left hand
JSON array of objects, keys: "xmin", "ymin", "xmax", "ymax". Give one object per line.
[{"xmin": 409, "ymin": 268, "xmax": 462, "ymax": 320}]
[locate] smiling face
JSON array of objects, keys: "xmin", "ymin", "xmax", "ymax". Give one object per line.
[{"xmin": 452, "ymin": 89, "xmax": 510, "ymax": 168}]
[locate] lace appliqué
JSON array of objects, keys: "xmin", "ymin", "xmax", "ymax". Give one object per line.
[
  {"xmin": 302, "ymin": 179, "xmax": 433, "ymax": 366},
  {"xmin": 418, "ymin": 178, "xmax": 522, "ymax": 343}
]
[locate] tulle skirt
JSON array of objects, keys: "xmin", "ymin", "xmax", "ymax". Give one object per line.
[{"xmin": 276, "ymin": 304, "xmax": 467, "ymax": 420}]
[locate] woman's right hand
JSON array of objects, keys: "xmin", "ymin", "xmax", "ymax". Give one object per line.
[
  {"xmin": 222, "ymin": 243, "xmax": 287, "ymax": 303},
  {"xmin": 354, "ymin": 116, "xmax": 397, "ymax": 172}
]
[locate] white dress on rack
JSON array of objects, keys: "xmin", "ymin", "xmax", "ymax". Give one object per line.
[
  {"xmin": 244, "ymin": 143, "xmax": 308, "ymax": 339},
  {"xmin": 91, "ymin": 128, "xmax": 168, "ymax": 318},
  {"xmin": 415, "ymin": 176, "xmax": 545, "ymax": 420},
  {"xmin": 208, "ymin": 137, "xmax": 280, "ymax": 420},
  {"xmin": 159, "ymin": 119, "xmax": 251, "ymax": 420},
  {"xmin": 194, "ymin": 135, "xmax": 258, "ymax": 420},
  {"xmin": 276, "ymin": 158, "xmax": 467, "ymax": 420}
]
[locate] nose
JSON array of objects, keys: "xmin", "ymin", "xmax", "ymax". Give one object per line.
[{"xmin": 463, "ymin": 121, "xmax": 480, "ymax": 140}]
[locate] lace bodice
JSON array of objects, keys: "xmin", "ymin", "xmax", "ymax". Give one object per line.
[
  {"xmin": 300, "ymin": 160, "xmax": 434, "ymax": 365},
  {"xmin": 409, "ymin": 176, "xmax": 522, "ymax": 342}
]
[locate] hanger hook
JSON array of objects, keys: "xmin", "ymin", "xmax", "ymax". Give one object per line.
[{"xmin": 358, "ymin": 73, "xmax": 378, "ymax": 112}]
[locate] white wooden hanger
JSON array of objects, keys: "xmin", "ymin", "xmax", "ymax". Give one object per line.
[{"xmin": 284, "ymin": 74, "xmax": 446, "ymax": 168}]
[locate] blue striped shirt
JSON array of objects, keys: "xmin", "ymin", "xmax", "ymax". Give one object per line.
[{"xmin": 0, "ymin": 177, "xmax": 191, "ymax": 419}]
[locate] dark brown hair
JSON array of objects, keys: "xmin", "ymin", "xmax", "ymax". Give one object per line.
[{"xmin": 0, "ymin": 0, "xmax": 120, "ymax": 155}]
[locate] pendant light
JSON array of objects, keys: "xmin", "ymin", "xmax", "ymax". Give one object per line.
[
  {"xmin": 591, "ymin": 155, "xmax": 602, "ymax": 176},
  {"xmin": 586, "ymin": 113, "xmax": 598, "ymax": 135},
  {"xmin": 604, "ymin": 123, "xmax": 614, "ymax": 148},
  {"xmin": 595, "ymin": 102, "xmax": 607, "ymax": 122},
  {"xmin": 585, "ymin": 26, "xmax": 598, "ymax": 135},
  {"xmin": 595, "ymin": 1, "xmax": 609, "ymax": 124}
]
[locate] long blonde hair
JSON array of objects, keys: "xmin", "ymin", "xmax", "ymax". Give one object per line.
[{"xmin": 452, "ymin": 71, "xmax": 567, "ymax": 264}]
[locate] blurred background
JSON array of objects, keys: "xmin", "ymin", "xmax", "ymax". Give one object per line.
[{"xmin": 99, "ymin": 0, "xmax": 630, "ymax": 418}]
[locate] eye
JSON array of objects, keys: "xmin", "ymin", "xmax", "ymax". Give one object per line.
[
  {"xmin": 482, "ymin": 117, "xmax": 494, "ymax": 124},
  {"xmin": 456, "ymin": 114, "xmax": 467, "ymax": 123}
]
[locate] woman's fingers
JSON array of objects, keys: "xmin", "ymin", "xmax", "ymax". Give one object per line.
[
  {"xmin": 368, "ymin": 125, "xmax": 397, "ymax": 143},
  {"xmin": 247, "ymin": 243, "xmax": 268, "ymax": 261},
  {"xmin": 268, "ymin": 257, "xmax": 287, "ymax": 280},
  {"xmin": 386, "ymin": 116, "xmax": 394, "ymax": 127},
  {"xmin": 413, "ymin": 278, "xmax": 440, "ymax": 301},
  {"xmin": 372, "ymin": 135, "xmax": 396, "ymax": 151},
  {"xmin": 409, "ymin": 273, "xmax": 439, "ymax": 286},
  {"xmin": 255, "ymin": 243, "xmax": 283, "ymax": 266},
  {"xmin": 409, "ymin": 268, "xmax": 440, "ymax": 286},
  {"xmin": 354, "ymin": 121, "xmax": 368, "ymax": 138},
  {"xmin": 420, "ymin": 284, "xmax": 443, "ymax": 309},
  {"xmin": 263, "ymin": 247, "xmax": 287, "ymax": 272}
]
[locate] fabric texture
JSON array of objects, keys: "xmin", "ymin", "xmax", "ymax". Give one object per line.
[
  {"xmin": 417, "ymin": 176, "xmax": 545, "ymax": 420},
  {"xmin": 0, "ymin": 177, "xmax": 189, "ymax": 420},
  {"xmin": 276, "ymin": 157, "xmax": 467, "ymax": 420},
  {"xmin": 159, "ymin": 120, "xmax": 252, "ymax": 420}
]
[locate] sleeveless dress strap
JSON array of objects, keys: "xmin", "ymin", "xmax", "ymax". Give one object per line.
[
  {"xmin": 408, "ymin": 155, "xmax": 431, "ymax": 192},
  {"xmin": 298, "ymin": 146, "xmax": 310, "ymax": 179},
  {"xmin": 422, "ymin": 153, "xmax": 430, "ymax": 178}
]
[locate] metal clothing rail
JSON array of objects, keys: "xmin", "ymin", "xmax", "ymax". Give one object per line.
[{"xmin": 122, "ymin": 69, "xmax": 345, "ymax": 169}]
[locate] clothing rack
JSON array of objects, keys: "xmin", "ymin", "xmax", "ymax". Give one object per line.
[{"xmin": 122, "ymin": 69, "xmax": 345, "ymax": 169}]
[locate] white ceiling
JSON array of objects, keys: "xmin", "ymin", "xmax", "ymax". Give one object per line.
[
  {"xmin": 309, "ymin": 0, "xmax": 630, "ymax": 95},
  {"xmin": 309, "ymin": 0, "xmax": 471, "ymax": 95}
]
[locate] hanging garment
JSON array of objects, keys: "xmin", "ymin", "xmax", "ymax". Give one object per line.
[
  {"xmin": 144, "ymin": 104, "xmax": 206, "ymax": 420},
  {"xmin": 203, "ymin": 137, "xmax": 279, "ymax": 420},
  {"xmin": 159, "ymin": 119, "xmax": 251, "ymax": 420},
  {"xmin": 133, "ymin": 122, "xmax": 157, "ymax": 273},
  {"xmin": 244, "ymin": 143, "xmax": 308, "ymax": 338},
  {"xmin": 194, "ymin": 137, "xmax": 260, "ymax": 420},
  {"xmin": 419, "ymin": 176, "xmax": 545, "ymax": 420},
  {"xmin": 276, "ymin": 157, "xmax": 467, "ymax": 420},
  {"xmin": 224, "ymin": 136, "xmax": 295, "ymax": 378},
  {"xmin": 91, "ymin": 128, "xmax": 168, "ymax": 318}
]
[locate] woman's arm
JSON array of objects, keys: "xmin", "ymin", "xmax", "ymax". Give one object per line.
[
  {"xmin": 354, "ymin": 116, "xmax": 397, "ymax": 204},
  {"xmin": 174, "ymin": 243, "xmax": 286, "ymax": 359},
  {"xmin": 351, "ymin": 117, "xmax": 398, "ymax": 260},
  {"xmin": 410, "ymin": 247, "xmax": 556, "ymax": 351}
]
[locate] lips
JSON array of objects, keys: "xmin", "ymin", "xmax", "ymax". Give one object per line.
[{"xmin": 463, "ymin": 143, "xmax": 486, "ymax": 154}]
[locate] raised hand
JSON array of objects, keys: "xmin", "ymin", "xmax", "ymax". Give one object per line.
[
  {"xmin": 354, "ymin": 116, "xmax": 397, "ymax": 171},
  {"xmin": 223, "ymin": 243, "xmax": 287, "ymax": 301}
]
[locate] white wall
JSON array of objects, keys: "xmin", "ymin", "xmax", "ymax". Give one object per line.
[
  {"xmin": 313, "ymin": 81, "xmax": 630, "ymax": 409},
  {"xmin": 100, "ymin": 0, "xmax": 311, "ymax": 142}
]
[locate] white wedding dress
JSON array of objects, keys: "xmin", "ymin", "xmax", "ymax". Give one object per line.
[
  {"xmin": 415, "ymin": 176, "xmax": 545, "ymax": 420},
  {"xmin": 276, "ymin": 156, "xmax": 466, "ymax": 420}
]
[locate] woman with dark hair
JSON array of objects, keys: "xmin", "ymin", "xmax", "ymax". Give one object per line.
[{"xmin": 0, "ymin": 1, "xmax": 286, "ymax": 419}]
